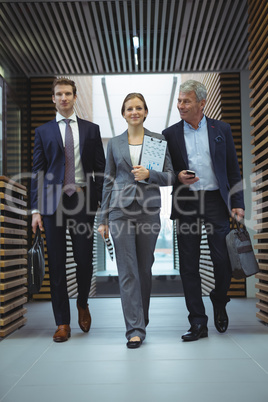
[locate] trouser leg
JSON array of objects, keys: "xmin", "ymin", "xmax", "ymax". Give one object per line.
[
  {"xmin": 68, "ymin": 208, "xmax": 95, "ymax": 309},
  {"xmin": 110, "ymin": 219, "xmax": 146, "ymax": 341},
  {"xmin": 204, "ymin": 191, "xmax": 232, "ymax": 306},
  {"xmin": 43, "ymin": 213, "xmax": 70, "ymax": 325},
  {"xmin": 135, "ymin": 212, "xmax": 160, "ymax": 326},
  {"xmin": 177, "ymin": 216, "xmax": 208, "ymax": 326}
]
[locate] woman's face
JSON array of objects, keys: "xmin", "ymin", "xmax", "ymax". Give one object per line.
[{"xmin": 123, "ymin": 97, "xmax": 148, "ymax": 126}]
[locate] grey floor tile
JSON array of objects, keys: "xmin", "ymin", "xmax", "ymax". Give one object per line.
[
  {"xmin": 0, "ymin": 297, "xmax": 267, "ymax": 402},
  {"xmin": 2, "ymin": 378, "xmax": 268, "ymax": 402}
]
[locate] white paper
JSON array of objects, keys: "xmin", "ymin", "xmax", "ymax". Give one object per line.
[{"xmin": 140, "ymin": 134, "xmax": 167, "ymax": 172}]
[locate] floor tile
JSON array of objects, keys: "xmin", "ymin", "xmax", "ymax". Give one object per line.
[{"xmin": 0, "ymin": 297, "xmax": 267, "ymax": 402}]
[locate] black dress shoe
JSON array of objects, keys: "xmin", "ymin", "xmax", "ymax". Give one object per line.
[
  {"xmin": 126, "ymin": 339, "xmax": 142, "ymax": 349},
  {"xmin": 181, "ymin": 324, "xmax": 208, "ymax": 341},
  {"xmin": 211, "ymin": 302, "xmax": 229, "ymax": 333}
]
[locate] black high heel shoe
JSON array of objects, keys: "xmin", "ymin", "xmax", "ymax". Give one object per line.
[{"xmin": 126, "ymin": 337, "xmax": 142, "ymax": 349}]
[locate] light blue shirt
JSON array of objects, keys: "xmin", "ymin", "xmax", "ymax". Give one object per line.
[{"xmin": 184, "ymin": 115, "xmax": 219, "ymax": 191}]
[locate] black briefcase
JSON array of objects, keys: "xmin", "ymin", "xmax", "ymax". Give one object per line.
[
  {"xmin": 226, "ymin": 219, "xmax": 259, "ymax": 279},
  {"xmin": 27, "ymin": 227, "xmax": 45, "ymax": 294}
]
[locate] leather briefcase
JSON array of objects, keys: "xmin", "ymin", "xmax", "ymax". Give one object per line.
[
  {"xmin": 226, "ymin": 219, "xmax": 259, "ymax": 279},
  {"xmin": 27, "ymin": 227, "xmax": 45, "ymax": 294}
]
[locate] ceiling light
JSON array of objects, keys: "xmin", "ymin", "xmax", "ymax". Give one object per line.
[{"xmin": 133, "ymin": 36, "xmax": 139, "ymax": 49}]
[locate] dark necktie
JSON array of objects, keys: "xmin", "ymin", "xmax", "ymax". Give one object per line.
[{"xmin": 63, "ymin": 119, "xmax": 76, "ymax": 196}]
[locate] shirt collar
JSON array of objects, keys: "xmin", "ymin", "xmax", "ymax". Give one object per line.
[
  {"xmin": 184, "ymin": 114, "xmax": 206, "ymax": 130},
  {"xmin": 56, "ymin": 111, "xmax": 77, "ymax": 123}
]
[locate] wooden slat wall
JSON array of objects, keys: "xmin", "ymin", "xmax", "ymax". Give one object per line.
[
  {"xmin": 30, "ymin": 76, "xmax": 96, "ymax": 300},
  {"xmin": 0, "ymin": 176, "xmax": 28, "ymax": 337},
  {"xmin": 218, "ymin": 74, "xmax": 246, "ymax": 298},
  {"xmin": 180, "ymin": 73, "xmax": 246, "ymax": 297},
  {"xmin": 3, "ymin": 76, "xmax": 30, "ymax": 180},
  {"xmin": 6, "ymin": 101, "xmax": 21, "ymax": 177},
  {"xmin": 19, "ymin": 78, "xmax": 31, "ymax": 182},
  {"xmin": 248, "ymin": 0, "xmax": 268, "ymax": 323},
  {"xmin": 30, "ymin": 77, "xmax": 56, "ymax": 300},
  {"xmin": 64, "ymin": 76, "xmax": 96, "ymax": 298}
]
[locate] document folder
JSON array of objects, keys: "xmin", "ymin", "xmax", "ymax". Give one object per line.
[{"xmin": 140, "ymin": 134, "xmax": 167, "ymax": 172}]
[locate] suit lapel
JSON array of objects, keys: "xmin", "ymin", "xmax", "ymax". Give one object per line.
[
  {"xmin": 77, "ymin": 118, "xmax": 86, "ymax": 156},
  {"xmin": 119, "ymin": 130, "xmax": 133, "ymax": 167},
  {"xmin": 52, "ymin": 119, "xmax": 64, "ymax": 152},
  {"xmin": 175, "ymin": 121, "xmax": 188, "ymax": 168},
  {"xmin": 207, "ymin": 117, "xmax": 218, "ymax": 163}
]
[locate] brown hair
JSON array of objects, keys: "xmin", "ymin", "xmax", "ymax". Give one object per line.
[
  {"xmin": 51, "ymin": 78, "xmax": 77, "ymax": 96},
  {"xmin": 121, "ymin": 92, "xmax": 149, "ymax": 121}
]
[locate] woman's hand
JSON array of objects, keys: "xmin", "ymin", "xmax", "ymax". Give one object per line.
[
  {"xmin": 131, "ymin": 165, "xmax": 150, "ymax": 181},
  {"xmin": 98, "ymin": 224, "xmax": 109, "ymax": 239}
]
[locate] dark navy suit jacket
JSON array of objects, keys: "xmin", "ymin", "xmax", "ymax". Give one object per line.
[
  {"xmin": 31, "ymin": 117, "xmax": 105, "ymax": 215},
  {"xmin": 163, "ymin": 117, "xmax": 244, "ymax": 219}
]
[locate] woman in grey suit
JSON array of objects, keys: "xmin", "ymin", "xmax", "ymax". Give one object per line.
[{"xmin": 98, "ymin": 93, "xmax": 175, "ymax": 348}]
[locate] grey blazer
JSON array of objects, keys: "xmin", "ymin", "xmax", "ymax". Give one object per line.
[{"xmin": 99, "ymin": 128, "xmax": 175, "ymax": 225}]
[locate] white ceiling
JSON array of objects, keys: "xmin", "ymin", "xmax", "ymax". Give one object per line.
[{"xmin": 92, "ymin": 73, "xmax": 182, "ymax": 139}]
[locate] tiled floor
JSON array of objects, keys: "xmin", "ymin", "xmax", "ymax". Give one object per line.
[{"xmin": 0, "ymin": 297, "xmax": 267, "ymax": 402}]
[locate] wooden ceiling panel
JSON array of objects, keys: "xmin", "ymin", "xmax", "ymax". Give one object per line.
[{"xmin": 0, "ymin": 0, "xmax": 249, "ymax": 77}]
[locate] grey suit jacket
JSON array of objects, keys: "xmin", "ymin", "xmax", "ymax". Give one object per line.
[{"xmin": 99, "ymin": 128, "xmax": 175, "ymax": 225}]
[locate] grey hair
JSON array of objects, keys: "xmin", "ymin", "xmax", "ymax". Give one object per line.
[{"xmin": 179, "ymin": 80, "xmax": 207, "ymax": 102}]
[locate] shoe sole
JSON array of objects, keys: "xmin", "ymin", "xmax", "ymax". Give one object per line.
[
  {"xmin": 79, "ymin": 324, "xmax": 91, "ymax": 333},
  {"xmin": 53, "ymin": 333, "xmax": 71, "ymax": 342},
  {"xmin": 215, "ymin": 325, "xmax": 228, "ymax": 333},
  {"xmin": 126, "ymin": 341, "xmax": 142, "ymax": 349}
]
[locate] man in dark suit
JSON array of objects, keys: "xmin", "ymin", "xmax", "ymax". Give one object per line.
[
  {"xmin": 31, "ymin": 78, "xmax": 105, "ymax": 342},
  {"xmin": 163, "ymin": 79, "xmax": 244, "ymax": 341}
]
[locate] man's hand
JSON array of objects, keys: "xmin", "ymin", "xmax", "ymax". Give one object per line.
[
  {"xmin": 178, "ymin": 170, "xmax": 199, "ymax": 185},
  {"xmin": 131, "ymin": 165, "xmax": 150, "ymax": 181},
  {"xmin": 231, "ymin": 208, "xmax": 245, "ymax": 222},
  {"xmin": 32, "ymin": 213, "xmax": 44, "ymax": 233}
]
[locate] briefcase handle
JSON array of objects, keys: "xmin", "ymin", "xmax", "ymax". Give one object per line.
[
  {"xmin": 33, "ymin": 226, "xmax": 42, "ymax": 246},
  {"xmin": 230, "ymin": 217, "xmax": 250, "ymax": 243},
  {"xmin": 230, "ymin": 216, "xmax": 246, "ymax": 232}
]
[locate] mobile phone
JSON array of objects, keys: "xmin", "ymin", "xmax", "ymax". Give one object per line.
[{"xmin": 186, "ymin": 170, "xmax": 196, "ymax": 177}]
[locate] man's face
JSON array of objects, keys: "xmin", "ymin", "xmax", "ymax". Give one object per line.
[
  {"xmin": 177, "ymin": 90, "xmax": 205, "ymax": 125},
  {"xmin": 52, "ymin": 84, "xmax": 77, "ymax": 117}
]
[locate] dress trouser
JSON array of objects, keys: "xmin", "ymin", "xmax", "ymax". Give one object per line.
[
  {"xmin": 109, "ymin": 201, "xmax": 160, "ymax": 341},
  {"xmin": 43, "ymin": 191, "xmax": 95, "ymax": 326},
  {"xmin": 176, "ymin": 190, "xmax": 232, "ymax": 327}
]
